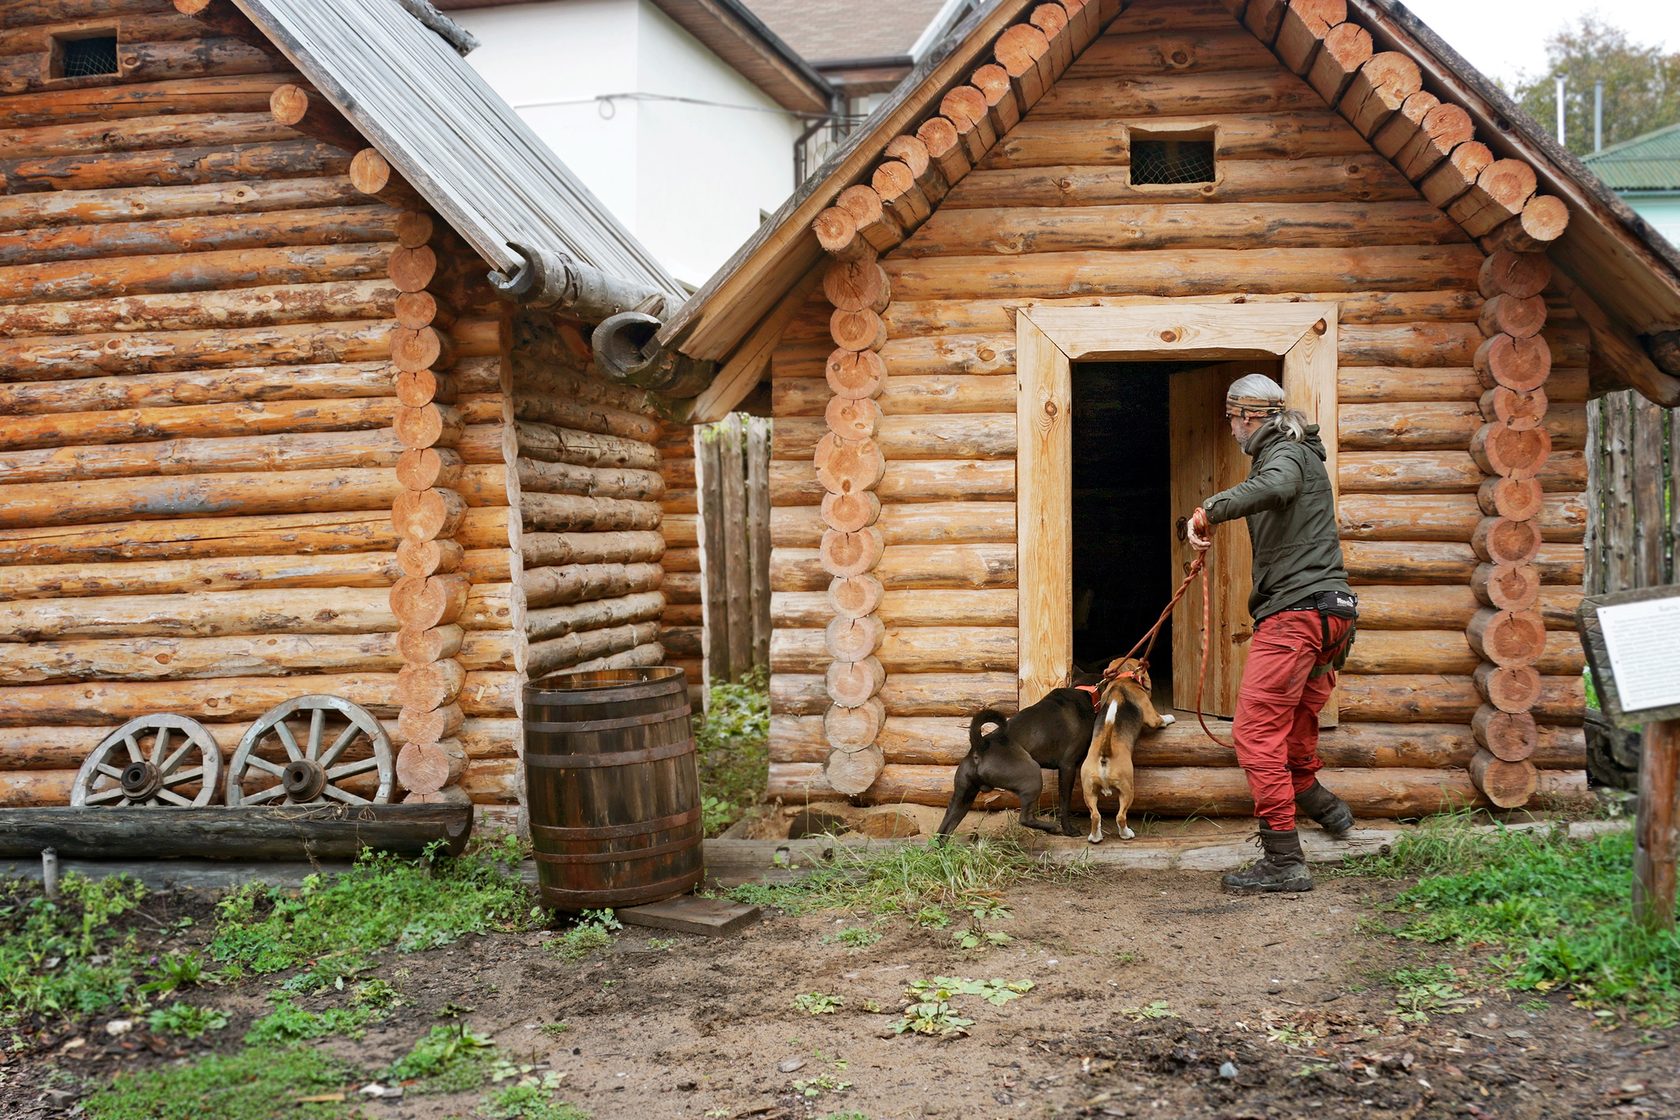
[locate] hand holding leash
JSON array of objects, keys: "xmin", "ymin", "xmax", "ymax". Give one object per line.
[{"xmin": 1186, "ymin": 506, "xmax": 1211, "ymax": 551}]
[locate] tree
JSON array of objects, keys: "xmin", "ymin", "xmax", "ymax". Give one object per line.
[{"xmin": 1506, "ymin": 16, "xmax": 1680, "ymax": 157}]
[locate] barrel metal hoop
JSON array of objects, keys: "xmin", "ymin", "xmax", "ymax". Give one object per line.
[
  {"xmin": 537, "ymin": 867, "xmax": 705, "ymax": 908},
  {"xmin": 530, "ymin": 805, "xmax": 701, "ymax": 842},
  {"xmin": 524, "ymin": 738, "xmax": 694, "ymax": 768},
  {"xmin": 523, "ymin": 674, "xmax": 684, "ymax": 706},
  {"xmin": 531, "ymin": 830, "xmax": 700, "ymax": 865},
  {"xmin": 524, "ymin": 709, "xmax": 682, "ymax": 734}
]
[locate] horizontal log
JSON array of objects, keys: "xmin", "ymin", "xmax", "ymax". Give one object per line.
[
  {"xmin": 766, "ymin": 763, "xmax": 1569, "ymax": 816},
  {"xmin": 768, "ymin": 715, "xmax": 1585, "ymax": 771},
  {"xmin": 0, "ymin": 805, "xmax": 474, "ymax": 859},
  {"xmin": 1354, "ymin": 584, "xmax": 1578, "ymax": 631},
  {"xmin": 514, "ymin": 420, "xmax": 661, "ymax": 470},
  {"xmin": 901, "ymin": 201, "xmax": 1461, "ymax": 256},
  {"xmin": 0, "ymin": 587, "xmax": 393, "ymax": 641},
  {"xmin": 513, "ymin": 393, "xmax": 660, "ymax": 444},
  {"xmin": 0, "ymin": 360, "xmax": 392, "ymax": 416},
  {"xmin": 521, "ymin": 561, "xmax": 663, "ymax": 610},
  {"xmin": 0, "ymin": 72, "xmax": 289, "ymax": 132},
  {"xmin": 0, "ymin": 428, "xmax": 401, "ymax": 486},
  {"xmin": 515, "ymin": 457, "xmax": 664, "ymax": 501},
  {"xmin": 521, "ymin": 493, "xmax": 661, "ymax": 534},
  {"xmin": 769, "ymin": 459, "xmax": 1015, "ymax": 505},
  {"xmin": 0, "ymin": 468, "xmax": 400, "ymax": 529},
  {"xmin": 771, "ymin": 626, "xmax": 1017, "ymax": 674},
  {"xmin": 772, "ymin": 589, "xmax": 1017, "ymax": 629},
  {"xmin": 526, "ymin": 621, "xmax": 661, "ymax": 679},
  {"xmin": 1345, "ymin": 629, "xmax": 1578, "ymax": 676},
  {"xmin": 772, "ymin": 544, "xmax": 1015, "ymax": 592},
  {"xmin": 1339, "ymin": 674, "xmax": 1583, "ymax": 724},
  {"xmin": 1338, "ymin": 493, "xmax": 1585, "ymax": 542},
  {"xmin": 1339, "ymin": 401, "xmax": 1584, "ymax": 451},
  {"xmin": 774, "ymin": 414, "xmax": 1014, "ymax": 461},
  {"xmin": 0, "ymin": 242, "xmax": 392, "ymax": 305},
  {"xmin": 0, "ymin": 139, "xmax": 350, "ymax": 194},
  {"xmin": 982, "ymin": 110, "xmax": 1368, "ymax": 170},
  {"xmin": 881, "ymin": 246, "xmax": 1483, "ymax": 301},
  {"xmin": 1339, "ymin": 450, "xmax": 1585, "ymax": 494},
  {"xmin": 526, "ymin": 591, "xmax": 666, "ymax": 643},
  {"xmin": 522, "ymin": 530, "xmax": 665, "ymax": 569},
  {"xmin": 0, "ymin": 396, "xmax": 396, "ymax": 453},
  {"xmin": 0, "ymin": 278, "xmax": 398, "ymax": 339},
  {"xmin": 775, "ymin": 374, "xmax": 1014, "ymax": 416},
  {"xmin": 1338, "ymin": 365, "xmax": 1588, "ymax": 404},
  {"xmin": 771, "ymin": 502, "xmax": 1015, "ymax": 547},
  {"xmin": 0, "ymin": 550, "xmax": 399, "ymax": 601},
  {"xmin": 0, "ymin": 631, "xmax": 400, "ymax": 684},
  {"xmin": 0, "ymin": 509, "xmax": 396, "ymax": 567},
  {"xmin": 943, "ymin": 157, "xmax": 1421, "ymax": 209},
  {"xmin": 1031, "ymin": 69, "xmax": 1333, "ymax": 119},
  {"xmin": 770, "ymin": 671, "xmax": 1018, "ymax": 717}
]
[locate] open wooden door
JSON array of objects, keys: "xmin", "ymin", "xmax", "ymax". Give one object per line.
[{"xmin": 1169, "ymin": 363, "xmax": 1253, "ymax": 717}]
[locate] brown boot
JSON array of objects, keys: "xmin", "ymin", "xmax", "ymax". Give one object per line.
[
  {"xmin": 1222, "ymin": 828, "xmax": 1313, "ymax": 894},
  {"xmin": 1295, "ymin": 781, "xmax": 1354, "ymax": 837}
]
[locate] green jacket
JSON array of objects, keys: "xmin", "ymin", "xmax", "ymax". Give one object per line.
[{"xmin": 1202, "ymin": 417, "xmax": 1350, "ymax": 622}]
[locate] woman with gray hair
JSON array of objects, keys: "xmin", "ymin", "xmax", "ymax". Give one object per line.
[{"xmin": 1185, "ymin": 373, "xmax": 1357, "ymax": 893}]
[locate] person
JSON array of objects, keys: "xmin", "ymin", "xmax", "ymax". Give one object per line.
[{"xmin": 1184, "ymin": 373, "xmax": 1357, "ymax": 894}]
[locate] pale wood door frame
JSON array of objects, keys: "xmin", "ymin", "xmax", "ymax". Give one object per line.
[{"xmin": 1015, "ymin": 302, "xmax": 1340, "ymax": 705}]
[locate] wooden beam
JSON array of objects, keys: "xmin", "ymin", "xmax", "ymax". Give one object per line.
[{"xmin": 686, "ymin": 266, "xmax": 823, "ymax": 424}]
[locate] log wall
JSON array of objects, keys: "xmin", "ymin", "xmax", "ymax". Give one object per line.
[
  {"xmin": 0, "ymin": 2, "xmax": 414, "ymax": 808},
  {"xmin": 764, "ymin": 0, "xmax": 1589, "ymax": 817}
]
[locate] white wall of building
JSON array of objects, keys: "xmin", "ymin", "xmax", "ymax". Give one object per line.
[
  {"xmin": 450, "ymin": 0, "xmax": 804, "ymax": 286},
  {"xmin": 1624, "ymin": 194, "xmax": 1680, "ymax": 253}
]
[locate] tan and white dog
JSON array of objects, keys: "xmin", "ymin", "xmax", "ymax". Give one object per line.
[{"xmin": 1080, "ymin": 659, "xmax": 1174, "ymax": 844}]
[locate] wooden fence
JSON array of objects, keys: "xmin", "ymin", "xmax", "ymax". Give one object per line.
[
  {"xmin": 695, "ymin": 414, "xmax": 772, "ymax": 686},
  {"xmin": 1585, "ymin": 392, "xmax": 1678, "ymax": 595}
]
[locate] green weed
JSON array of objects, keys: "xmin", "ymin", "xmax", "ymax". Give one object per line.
[
  {"xmin": 791, "ymin": 1071, "xmax": 853, "ymax": 1098},
  {"xmin": 209, "ymin": 835, "xmax": 541, "ymax": 976},
  {"xmin": 388, "ymin": 1023, "xmax": 497, "ymax": 1094},
  {"xmin": 823, "ymin": 925, "xmax": 883, "ymax": 950},
  {"xmin": 138, "ymin": 952, "xmax": 215, "ymax": 998},
  {"xmin": 544, "ymin": 909, "xmax": 622, "ymax": 962},
  {"xmin": 893, "ymin": 976, "xmax": 1032, "ymax": 1038},
  {"xmin": 0, "ymin": 873, "xmax": 154, "ymax": 1030},
  {"xmin": 145, "ymin": 1001, "xmax": 228, "ymax": 1040},
  {"xmin": 793, "ymin": 991, "xmax": 844, "ymax": 1015},
  {"xmin": 694, "ymin": 668, "xmax": 769, "ymax": 837},
  {"xmin": 1387, "ymin": 964, "xmax": 1478, "ymax": 1024},
  {"xmin": 1119, "ymin": 1000, "xmax": 1176, "ymax": 1022},
  {"xmin": 726, "ymin": 833, "xmax": 1087, "ymax": 919},
  {"xmin": 483, "ymin": 1073, "xmax": 588, "ymax": 1120},
  {"xmin": 82, "ymin": 1046, "xmax": 353, "ymax": 1120},
  {"xmin": 1363, "ymin": 824, "xmax": 1680, "ymax": 1024}
]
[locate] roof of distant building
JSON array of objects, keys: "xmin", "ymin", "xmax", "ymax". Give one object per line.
[
  {"xmin": 742, "ymin": 0, "xmax": 955, "ymax": 66},
  {"xmin": 1583, "ymin": 122, "xmax": 1680, "ymax": 192}
]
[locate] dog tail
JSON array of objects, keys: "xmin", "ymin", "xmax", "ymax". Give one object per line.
[
  {"xmin": 969, "ymin": 708, "xmax": 1009, "ymax": 751},
  {"xmin": 1096, "ymin": 697, "xmax": 1143, "ymax": 785}
]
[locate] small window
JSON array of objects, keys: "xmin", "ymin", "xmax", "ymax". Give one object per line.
[
  {"xmin": 1129, "ymin": 135, "xmax": 1216, "ymax": 186},
  {"xmin": 52, "ymin": 34, "xmax": 119, "ymax": 80}
]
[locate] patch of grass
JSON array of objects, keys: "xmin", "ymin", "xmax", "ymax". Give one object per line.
[
  {"xmin": 791, "ymin": 1071, "xmax": 853, "ymax": 1099},
  {"xmin": 145, "ymin": 1001, "xmax": 228, "ymax": 1040},
  {"xmin": 1364, "ymin": 824, "xmax": 1680, "ymax": 1025},
  {"xmin": 823, "ymin": 925, "xmax": 882, "ymax": 950},
  {"xmin": 725, "ymin": 833, "xmax": 1088, "ymax": 919},
  {"xmin": 244, "ymin": 992, "xmax": 382, "ymax": 1044},
  {"xmin": 538, "ymin": 1021, "xmax": 570, "ymax": 1037},
  {"xmin": 1118, "ymin": 1000, "xmax": 1176, "ymax": 1022},
  {"xmin": 694, "ymin": 667, "xmax": 769, "ymax": 837},
  {"xmin": 645, "ymin": 937, "xmax": 677, "ymax": 952},
  {"xmin": 1335, "ymin": 810, "xmax": 1498, "ymax": 879},
  {"xmin": 483, "ymin": 1074, "xmax": 589, "ymax": 1120},
  {"xmin": 792, "ymin": 991, "xmax": 843, "ymax": 1015},
  {"xmin": 0, "ymin": 873, "xmax": 156, "ymax": 1031},
  {"xmin": 83, "ymin": 1046, "xmax": 353, "ymax": 1120},
  {"xmin": 1387, "ymin": 963, "xmax": 1479, "ymax": 1024},
  {"xmin": 544, "ymin": 909, "xmax": 622, "ymax": 962},
  {"xmin": 388, "ymin": 1023, "xmax": 497, "ymax": 1094},
  {"xmin": 208, "ymin": 835, "xmax": 541, "ymax": 976},
  {"xmin": 138, "ymin": 951, "xmax": 216, "ymax": 998},
  {"xmin": 893, "ymin": 977, "xmax": 1032, "ymax": 1038}
]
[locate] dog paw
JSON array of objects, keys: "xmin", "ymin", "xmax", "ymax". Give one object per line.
[
  {"xmin": 1159, "ymin": 714, "xmax": 1176, "ymax": 725},
  {"xmin": 1087, "ymin": 832, "xmax": 1102, "ymax": 844},
  {"xmin": 1120, "ymin": 826, "xmax": 1135, "ymax": 840}
]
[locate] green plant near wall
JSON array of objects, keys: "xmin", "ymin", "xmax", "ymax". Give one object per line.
[{"xmin": 694, "ymin": 666, "xmax": 769, "ymax": 836}]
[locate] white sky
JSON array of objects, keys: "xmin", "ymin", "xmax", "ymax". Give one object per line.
[{"xmin": 1397, "ymin": 1, "xmax": 1680, "ymax": 87}]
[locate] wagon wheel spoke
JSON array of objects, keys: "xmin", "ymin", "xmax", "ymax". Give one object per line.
[
  {"xmin": 317, "ymin": 724, "xmax": 360, "ymax": 769},
  {"xmin": 274, "ymin": 720, "xmax": 303, "ymax": 762},
  {"xmin": 95, "ymin": 763, "xmax": 125, "ymax": 780},
  {"xmin": 155, "ymin": 788, "xmax": 192, "ymax": 807},
  {"xmin": 84, "ymin": 787, "xmax": 126, "ymax": 805},
  {"xmin": 241, "ymin": 784, "xmax": 286, "ymax": 805},
  {"xmin": 326, "ymin": 757, "xmax": 379, "ymax": 782},
  {"xmin": 124, "ymin": 734, "xmax": 142, "ymax": 762},
  {"xmin": 306, "ymin": 707, "xmax": 326, "ymax": 761},
  {"xmin": 163, "ymin": 766, "xmax": 205, "ymax": 789},
  {"xmin": 322, "ymin": 785, "xmax": 370, "ymax": 806},
  {"xmin": 159, "ymin": 739, "xmax": 196, "ymax": 776},
  {"xmin": 150, "ymin": 726, "xmax": 170, "ymax": 766},
  {"xmin": 244, "ymin": 754, "xmax": 286, "ymax": 778}
]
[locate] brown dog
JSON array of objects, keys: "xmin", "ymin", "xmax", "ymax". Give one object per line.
[{"xmin": 1080, "ymin": 659, "xmax": 1173, "ymax": 844}]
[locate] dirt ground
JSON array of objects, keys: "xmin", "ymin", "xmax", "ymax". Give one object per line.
[{"xmin": 5, "ymin": 858, "xmax": 1677, "ymax": 1120}]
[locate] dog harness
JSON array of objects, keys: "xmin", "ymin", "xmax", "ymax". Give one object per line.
[{"xmin": 1074, "ymin": 683, "xmax": 1101, "ymax": 709}]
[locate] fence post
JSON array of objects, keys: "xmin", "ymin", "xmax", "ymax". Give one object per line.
[
  {"xmin": 746, "ymin": 417, "xmax": 772, "ymax": 674},
  {"xmin": 1633, "ymin": 396, "xmax": 1666, "ymax": 588},
  {"xmin": 698, "ymin": 422, "xmax": 729, "ymax": 689},
  {"xmin": 719, "ymin": 415, "xmax": 751, "ymax": 680},
  {"xmin": 1586, "ymin": 398, "xmax": 1603, "ymax": 596}
]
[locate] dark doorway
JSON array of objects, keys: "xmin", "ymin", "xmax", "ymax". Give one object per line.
[{"xmin": 1070, "ymin": 362, "xmax": 1174, "ymax": 701}]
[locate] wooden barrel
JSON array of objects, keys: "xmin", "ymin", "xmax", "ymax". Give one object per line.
[{"xmin": 522, "ymin": 666, "xmax": 703, "ymax": 909}]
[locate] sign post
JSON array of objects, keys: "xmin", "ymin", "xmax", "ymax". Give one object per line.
[{"xmin": 1578, "ymin": 587, "xmax": 1680, "ymax": 933}]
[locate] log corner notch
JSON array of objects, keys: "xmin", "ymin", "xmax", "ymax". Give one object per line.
[
  {"xmin": 1467, "ymin": 246, "xmax": 1556, "ymax": 807},
  {"xmin": 371, "ymin": 186, "xmax": 471, "ymax": 804}
]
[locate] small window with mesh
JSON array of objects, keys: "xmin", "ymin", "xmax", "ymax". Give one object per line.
[
  {"xmin": 52, "ymin": 34, "xmax": 119, "ymax": 80},
  {"xmin": 1129, "ymin": 134, "xmax": 1216, "ymax": 186}
]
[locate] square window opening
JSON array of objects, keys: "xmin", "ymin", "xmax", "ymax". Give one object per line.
[
  {"xmin": 53, "ymin": 34, "xmax": 119, "ymax": 80},
  {"xmin": 1129, "ymin": 134, "xmax": 1216, "ymax": 186}
]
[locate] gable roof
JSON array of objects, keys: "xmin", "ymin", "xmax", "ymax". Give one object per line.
[
  {"xmin": 233, "ymin": 0, "xmax": 687, "ymax": 308},
  {"xmin": 1583, "ymin": 122, "xmax": 1680, "ymax": 193},
  {"xmin": 744, "ymin": 0, "xmax": 954, "ymax": 67},
  {"xmin": 658, "ymin": 0, "xmax": 1680, "ymax": 410}
]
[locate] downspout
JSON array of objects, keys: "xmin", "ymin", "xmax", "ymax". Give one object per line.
[{"xmin": 487, "ymin": 241, "xmax": 715, "ymax": 397}]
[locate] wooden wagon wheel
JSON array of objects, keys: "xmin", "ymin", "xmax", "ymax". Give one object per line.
[
  {"xmin": 72, "ymin": 714, "xmax": 223, "ymax": 807},
  {"xmin": 226, "ymin": 695, "xmax": 394, "ymax": 806}
]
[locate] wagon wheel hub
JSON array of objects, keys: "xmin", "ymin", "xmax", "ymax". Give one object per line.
[
  {"xmin": 281, "ymin": 759, "xmax": 327, "ymax": 801},
  {"xmin": 120, "ymin": 761, "xmax": 162, "ymax": 800}
]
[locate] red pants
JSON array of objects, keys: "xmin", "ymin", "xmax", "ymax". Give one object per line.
[{"xmin": 1233, "ymin": 610, "xmax": 1353, "ymax": 830}]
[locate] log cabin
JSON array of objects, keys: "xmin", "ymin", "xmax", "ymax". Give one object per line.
[
  {"xmin": 0, "ymin": 0, "xmax": 713, "ymax": 823},
  {"xmin": 641, "ymin": 0, "xmax": 1680, "ymax": 821}
]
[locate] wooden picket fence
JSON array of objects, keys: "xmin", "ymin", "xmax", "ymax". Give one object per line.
[
  {"xmin": 694, "ymin": 414, "xmax": 772, "ymax": 686},
  {"xmin": 1585, "ymin": 391, "xmax": 1677, "ymax": 595}
]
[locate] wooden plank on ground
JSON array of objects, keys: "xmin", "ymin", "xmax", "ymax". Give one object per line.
[{"xmin": 617, "ymin": 894, "xmax": 763, "ymax": 936}]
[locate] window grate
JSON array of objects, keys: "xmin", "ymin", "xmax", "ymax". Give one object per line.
[
  {"xmin": 57, "ymin": 36, "xmax": 119, "ymax": 79},
  {"xmin": 1130, "ymin": 137, "xmax": 1216, "ymax": 185}
]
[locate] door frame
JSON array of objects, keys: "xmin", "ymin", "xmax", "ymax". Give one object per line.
[{"xmin": 1015, "ymin": 302, "xmax": 1340, "ymax": 705}]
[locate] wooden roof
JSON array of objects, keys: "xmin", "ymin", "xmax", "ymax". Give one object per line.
[
  {"xmin": 236, "ymin": 0, "xmax": 687, "ymax": 303},
  {"xmin": 658, "ymin": 0, "xmax": 1680, "ymax": 408}
]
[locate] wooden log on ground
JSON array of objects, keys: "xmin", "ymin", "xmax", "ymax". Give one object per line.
[{"xmin": 0, "ymin": 805, "xmax": 472, "ymax": 859}]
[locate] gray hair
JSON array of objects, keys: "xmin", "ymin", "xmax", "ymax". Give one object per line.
[{"xmin": 1226, "ymin": 372, "xmax": 1285, "ymax": 407}]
